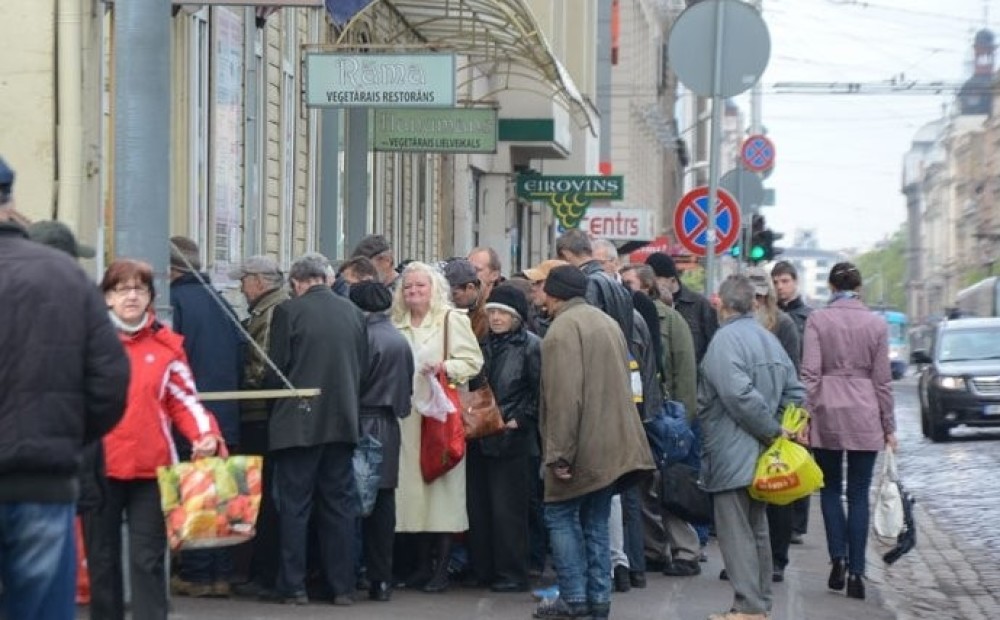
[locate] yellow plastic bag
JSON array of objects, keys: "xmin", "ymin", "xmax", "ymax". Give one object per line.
[
  {"xmin": 749, "ymin": 405, "xmax": 824, "ymax": 505},
  {"xmin": 156, "ymin": 455, "xmax": 263, "ymax": 551}
]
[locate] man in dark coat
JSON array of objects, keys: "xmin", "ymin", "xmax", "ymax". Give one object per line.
[
  {"xmin": 646, "ymin": 252, "xmax": 718, "ymax": 364},
  {"xmin": 168, "ymin": 236, "xmax": 245, "ymax": 597},
  {"xmin": 349, "ymin": 281, "xmax": 415, "ymax": 602},
  {"xmin": 266, "ymin": 254, "xmax": 368, "ymax": 605},
  {"xmin": 0, "ymin": 199, "xmax": 130, "ymax": 619}
]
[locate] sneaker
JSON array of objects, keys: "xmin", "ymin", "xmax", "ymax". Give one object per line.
[
  {"xmin": 332, "ymin": 594, "xmax": 356, "ymax": 606},
  {"xmin": 772, "ymin": 567, "xmax": 785, "ymax": 583},
  {"xmin": 663, "ymin": 559, "xmax": 701, "ymax": 577},
  {"xmin": 532, "ymin": 585, "xmax": 560, "ymax": 601},
  {"xmin": 613, "ymin": 565, "xmax": 630, "ymax": 593},
  {"xmin": 532, "ymin": 596, "xmax": 589, "ymax": 618},
  {"xmin": 170, "ymin": 576, "xmax": 213, "ymax": 598}
]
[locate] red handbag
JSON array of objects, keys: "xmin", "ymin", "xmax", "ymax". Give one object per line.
[{"xmin": 419, "ymin": 311, "xmax": 467, "ymax": 483}]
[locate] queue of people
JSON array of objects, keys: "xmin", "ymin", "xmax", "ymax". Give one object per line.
[{"xmin": 0, "ymin": 168, "xmax": 896, "ymax": 620}]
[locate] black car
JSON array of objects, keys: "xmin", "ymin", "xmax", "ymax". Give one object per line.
[{"xmin": 911, "ymin": 317, "xmax": 1000, "ymax": 442}]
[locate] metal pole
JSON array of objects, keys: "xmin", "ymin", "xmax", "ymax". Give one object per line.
[
  {"xmin": 704, "ymin": 0, "xmax": 726, "ymax": 296},
  {"xmin": 113, "ymin": 0, "xmax": 172, "ymax": 321}
]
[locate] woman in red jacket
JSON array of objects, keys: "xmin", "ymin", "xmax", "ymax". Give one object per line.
[{"xmin": 83, "ymin": 259, "xmax": 221, "ymax": 620}]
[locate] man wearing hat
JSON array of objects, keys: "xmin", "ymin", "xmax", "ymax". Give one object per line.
[
  {"xmin": 534, "ymin": 266, "xmax": 655, "ymax": 620},
  {"xmin": 444, "ymin": 258, "xmax": 489, "ymax": 341},
  {"xmin": 0, "ymin": 159, "xmax": 129, "ymax": 619},
  {"xmin": 349, "ymin": 281, "xmax": 415, "ymax": 602},
  {"xmin": 228, "ymin": 255, "xmax": 288, "ymax": 598},
  {"xmin": 167, "ymin": 236, "xmax": 245, "ymax": 597},
  {"xmin": 645, "ymin": 252, "xmax": 718, "ymax": 364},
  {"xmin": 522, "ymin": 259, "xmax": 568, "ymax": 338},
  {"xmin": 351, "ymin": 234, "xmax": 398, "ymax": 288}
]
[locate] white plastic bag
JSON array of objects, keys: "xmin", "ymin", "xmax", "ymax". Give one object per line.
[
  {"xmin": 873, "ymin": 448, "xmax": 905, "ymax": 545},
  {"xmin": 413, "ymin": 374, "xmax": 456, "ymax": 423}
]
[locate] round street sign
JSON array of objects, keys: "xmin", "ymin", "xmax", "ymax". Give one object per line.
[
  {"xmin": 720, "ymin": 169, "xmax": 764, "ymax": 216},
  {"xmin": 741, "ymin": 134, "xmax": 776, "ymax": 173},
  {"xmin": 673, "ymin": 187, "xmax": 742, "ymax": 257},
  {"xmin": 668, "ymin": 0, "xmax": 771, "ymax": 98}
]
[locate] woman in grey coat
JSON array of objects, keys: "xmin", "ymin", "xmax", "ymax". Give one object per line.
[{"xmin": 802, "ymin": 262, "xmax": 897, "ymax": 601}]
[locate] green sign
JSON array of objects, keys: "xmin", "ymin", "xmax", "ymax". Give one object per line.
[
  {"xmin": 516, "ymin": 175, "xmax": 625, "ymax": 228},
  {"xmin": 305, "ymin": 53, "xmax": 455, "ymax": 108},
  {"xmin": 372, "ymin": 108, "xmax": 497, "ymax": 153}
]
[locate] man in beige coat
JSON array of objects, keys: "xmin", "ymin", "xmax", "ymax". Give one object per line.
[{"xmin": 535, "ymin": 266, "xmax": 655, "ymax": 620}]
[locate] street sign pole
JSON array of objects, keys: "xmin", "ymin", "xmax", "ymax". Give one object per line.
[{"xmin": 704, "ymin": 0, "xmax": 726, "ymax": 297}]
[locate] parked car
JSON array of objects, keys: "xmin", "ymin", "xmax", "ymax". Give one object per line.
[{"xmin": 911, "ymin": 317, "xmax": 1000, "ymax": 442}]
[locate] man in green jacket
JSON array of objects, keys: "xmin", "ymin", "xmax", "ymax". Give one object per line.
[{"xmin": 535, "ymin": 266, "xmax": 654, "ymax": 620}]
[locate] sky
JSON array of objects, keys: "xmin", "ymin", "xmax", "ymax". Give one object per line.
[{"xmin": 737, "ymin": 0, "xmax": 996, "ymax": 252}]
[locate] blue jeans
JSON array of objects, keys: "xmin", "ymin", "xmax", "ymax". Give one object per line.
[
  {"xmin": 0, "ymin": 502, "xmax": 76, "ymax": 620},
  {"xmin": 544, "ymin": 485, "xmax": 614, "ymax": 606},
  {"xmin": 813, "ymin": 449, "xmax": 877, "ymax": 576}
]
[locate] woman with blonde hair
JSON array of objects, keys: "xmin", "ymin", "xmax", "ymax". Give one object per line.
[{"xmin": 391, "ymin": 261, "xmax": 484, "ymax": 593}]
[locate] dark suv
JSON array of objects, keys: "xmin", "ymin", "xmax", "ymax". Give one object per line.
[{"xmin": 912, "ymin": 317, "xmax": 1000, "ymax": 442}]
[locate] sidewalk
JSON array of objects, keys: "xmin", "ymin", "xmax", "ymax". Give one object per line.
[{"xmin": 87, "ymin": 494, "xmax": 899, "ymax": 620}]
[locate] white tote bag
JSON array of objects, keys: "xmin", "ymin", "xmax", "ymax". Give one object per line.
[{"xmin": 873, "ymin": 448, "xmax": 905, "ymax": 544}]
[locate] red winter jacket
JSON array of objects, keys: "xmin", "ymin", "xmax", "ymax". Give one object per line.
[{"xmin": 103, "ymin": 315, "xmax": 220, "ymax": 480}]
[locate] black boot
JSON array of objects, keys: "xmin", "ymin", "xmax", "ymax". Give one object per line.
[
  {"xmin": 399, "ymin": 534, "xmax": 433, "ymax": 589},
  {"xmin": 827, "ymin": 558, "xmax": 847, "ymax": 591},
  {"xmin": 846, "ymin": 574, "xmax": 865, "ymax": 600},
  {"xmin": 422, "ymin": 534, "xmax": 452, "ymax": 593},
  {"xmin": 590, "ymin": 602, "xmax": 610, "ymax": 619}
]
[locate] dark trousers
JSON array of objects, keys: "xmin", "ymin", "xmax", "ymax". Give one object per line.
[
  {"xmin": 813, "ymin": 449, "xmax": 877, "ymax": 576},
  {"xmin": 621, "ymin": 483, "xmax": 645, "ymax": 573},
  {"xmin": 273, "ymin": 442, "xmax": 356, "ymax": 598},
  {"xmin": 238, "ymin": 420, "xmax": 278, "ymax": 588},
  {"xmin": 362, "ymin": 489, "xmax": 396, "ymax": 584},
  {"xmin": 767, "ymin": 502, "xmax": 794, "ymax": 570},
  {"xmin": 83, "ymin": 479, "xmax": 168, "ymax": 620},
  {"xmin": 792, "ymin": 495, "xmax": 810, "ymax": 535},
  {"xmin": 528, "ymin": 455, "xmax": 547, "ymax": 573},
  {"xmin": 467, "ymin": 451, "xmax": 530, "ymax": 585}
]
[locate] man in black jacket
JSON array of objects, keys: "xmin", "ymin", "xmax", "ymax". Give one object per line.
[
  {"xmin": 168, "ymin": 236, "xmax": 245, "ymax": 597},
  {"xmin": 0, "ymin": 204, "xmax": 130, "ymax": 618},
  {"xmin": 646, "ymin": 252, "xmax": 718, "ymax": 364},
  {"xmin": 266, "ymin": 254, "xmax": 368, "ymax": 605}
]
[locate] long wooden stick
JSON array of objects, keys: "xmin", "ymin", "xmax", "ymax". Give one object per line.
[{"xmin": 198, "ymin": 388, "xmax": 321, "ymax": 402}]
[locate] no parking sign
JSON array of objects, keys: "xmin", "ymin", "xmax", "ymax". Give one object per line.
[{"xmin": 672, "ymin": 187, "xmax": 741, "ymax": 257}]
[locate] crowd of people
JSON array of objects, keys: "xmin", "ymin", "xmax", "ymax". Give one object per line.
[{"xmin": 0, "ymin": 155, "xmax": 897, "ymax": 620}]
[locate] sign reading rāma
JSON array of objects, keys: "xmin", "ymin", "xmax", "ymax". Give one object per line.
[
  {"xmin": 516, "ymin": 175, "xmax": 625, "ymax": 228},
  {"xmin": 305, "ymin": 53, "xmax": 456, "ymax": 108}
]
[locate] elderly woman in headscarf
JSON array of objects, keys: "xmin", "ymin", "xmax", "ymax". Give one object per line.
[{"xmin": 349, "ymin": 281, "xmax": 416, "ymax": 602}]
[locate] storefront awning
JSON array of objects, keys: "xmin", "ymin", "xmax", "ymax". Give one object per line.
[{"xmin": 335, "ymin": 0, "xmax": 598, "ymax": 136}]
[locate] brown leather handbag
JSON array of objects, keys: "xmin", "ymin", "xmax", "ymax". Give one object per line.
[{"xmin": 444, "ymin": 311, "xmax": 505, "ymax": 440}]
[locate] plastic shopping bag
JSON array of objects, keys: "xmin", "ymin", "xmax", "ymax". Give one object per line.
[
  {"xmin": 873, "ymin": 448, "xmax": 905, "ymax": 545},
  {"xmin": 414, "ymin": 370, "xmax": 458, "ymax": 422},
  {"xmin": 420, "ymin": 371, "xmax": 466, "ymax": 483},
  {"xmin": 354, "ymin": 434, "xmax": 383, "ymax": 517},
  {"xmin": 156, "ymin": 455, "xmax": 263, "ymax": 551},
  {"xmin": 749, "ymin": 404, "xmax": 824, "ymax": 505}
]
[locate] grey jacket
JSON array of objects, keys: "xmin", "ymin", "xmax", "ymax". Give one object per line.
[{"xmin": 697, "ymin": 314, "xmax": 805, "ymax": 493}]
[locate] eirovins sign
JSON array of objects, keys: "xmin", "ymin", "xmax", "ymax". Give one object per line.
[{"xmin": 516, "ymin": 176, "xmax": 625, "ymax": 228}]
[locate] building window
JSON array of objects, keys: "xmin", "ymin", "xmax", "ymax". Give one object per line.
[
  {"xmin": 279, "ymin": 10, "xmax": 297, "ymax": 267},
  {"xmin": 188, "ymin": 8, "xmax": 211, "ymax": 260}
]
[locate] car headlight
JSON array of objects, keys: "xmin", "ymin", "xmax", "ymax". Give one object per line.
[{"xmin": 937, "ymin": 376, "xmax": 966, "ymax": 390}]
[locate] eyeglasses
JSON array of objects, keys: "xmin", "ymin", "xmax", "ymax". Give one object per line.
[{"xmin": 111, "ymin": 284, "xmax": 150, "ymax": 296}]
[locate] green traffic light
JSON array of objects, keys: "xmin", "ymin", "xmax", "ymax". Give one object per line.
[{"xmin": 750, "ymin": 245, "xmax": 765, "ymax": 260}]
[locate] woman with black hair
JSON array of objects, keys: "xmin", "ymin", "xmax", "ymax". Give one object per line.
[{"xmin": 801, "ymin": 262, "xmax": 897, "ymax": 601}]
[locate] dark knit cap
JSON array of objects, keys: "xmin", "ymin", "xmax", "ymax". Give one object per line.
[
  {"xmin": 485, "ymin": 283, "xmax": 529, "ymax": 322},
  {"xmin": 543, "ymin": 265, "xmax": 588, "ymax": 301},
  {"xmin": 349, "ymin": 281, "xmax": 393, "ymax": 313},
  {"xmin": 646, "ymin": 252, "xmax": 678, "ymax": 279}
]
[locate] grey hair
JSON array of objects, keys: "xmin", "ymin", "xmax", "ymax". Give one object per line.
[
  {"xmin": 259, "ymin": 270, "xmax": 284, "ymax": 287},
  {"xmin": 718, "ymin": 275, "xmax": 756, "ymax": 315},
  {"xmin": 289, "ymin": 254, "xmax": 330, "ymax": 282},
  {"xmin": 591, "ymin": 238, "xmax": 618, "ymax": 262},
  {"xmin": 555, "ymin": 229, "xmax": 593, "ymax": 258}
]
